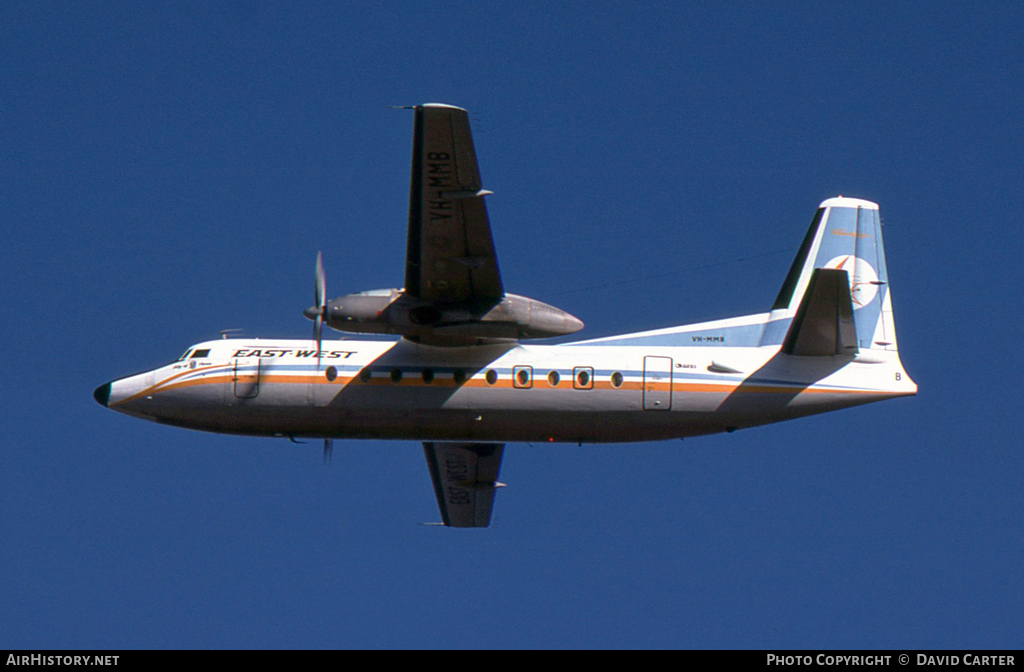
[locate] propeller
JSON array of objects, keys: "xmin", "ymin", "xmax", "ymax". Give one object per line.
[
  {"xmin": 303, "ymin": 255, "xmax": 333, "ymax": 468},
  {"xmin": 302, "ymin": 251, "xmax": 327, "ymax": 360}
]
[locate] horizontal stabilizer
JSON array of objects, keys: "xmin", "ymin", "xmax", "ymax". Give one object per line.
[
  {"xmin": 423, "ymin": 442, "xmax": 505, "ymax": 528},
  {"xmin": 782, "ymin": 268, "xmax": 858, "ymax": 357}
]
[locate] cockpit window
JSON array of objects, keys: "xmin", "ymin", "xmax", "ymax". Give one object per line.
[
  {"xmin": 177, "ymin": 349, "xmax": 193, "ymax": 361},
  {"xmin": 191, "ymin": 349, "xmax": 211, "ymax": 359}
]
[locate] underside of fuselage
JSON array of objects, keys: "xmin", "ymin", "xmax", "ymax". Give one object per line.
[{"xmin": 129, "ymin": 401, "xmax": 892, "ymax": 444}]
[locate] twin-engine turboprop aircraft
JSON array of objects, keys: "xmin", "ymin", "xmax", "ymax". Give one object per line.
[{"xmin": 95, "ymin": 104, "xmax": 916, "ymax": 527}]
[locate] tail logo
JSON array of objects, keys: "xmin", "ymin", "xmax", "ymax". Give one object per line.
[{"xmin": 824, "ymin": 256, "xmax": 879, "ymax": 309}]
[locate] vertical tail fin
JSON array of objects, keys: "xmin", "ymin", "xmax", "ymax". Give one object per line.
[{"xmin": 763, "ymin": 197, "xmax": 898, "ymax": 352}]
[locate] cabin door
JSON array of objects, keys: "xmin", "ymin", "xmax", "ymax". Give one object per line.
[
  {"xmin": 232, "ymin": 357, "xmax": 261, "ymax": 399},
  {"xmin": 642, "ymin": 356, "xmax": 672, "ymax": 411}
]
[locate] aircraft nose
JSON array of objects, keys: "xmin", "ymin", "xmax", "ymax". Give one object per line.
[{"xmin": 93, "ymin": 382, "xmax": 111, "ymax": 407}]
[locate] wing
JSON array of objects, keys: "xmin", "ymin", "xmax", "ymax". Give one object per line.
[
  {"xmin": 405, "ymin": 104, "xmax": 504, "ymax": 304},
  {"xmin": 423, "ymin": 442, "xmax": 505, "ymax": 528}
]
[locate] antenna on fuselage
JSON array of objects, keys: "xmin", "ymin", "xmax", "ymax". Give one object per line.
[{"xmin": 220, "ymin": 328, "xmax": 243, "ymax": 339}]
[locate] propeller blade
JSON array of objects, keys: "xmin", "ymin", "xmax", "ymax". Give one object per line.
[
  {"xmin": 315, "ymin": 251, "xmax": 326, "ymax": 312},
  {"xmin": 323, "ymin": 438, "xmax": 333, "ymax": 466},
  {"xmin": 315, "ymin": 314, "xmax": 323, "ymax": 364},
  {"xmin": 312, "ymin": 252, "xmax": 326, "ymax": 361}
]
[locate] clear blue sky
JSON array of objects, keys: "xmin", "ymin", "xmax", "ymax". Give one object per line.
[{"xmin": 2, "ymin": 2, "xmax": 1022, "ymax": 649}]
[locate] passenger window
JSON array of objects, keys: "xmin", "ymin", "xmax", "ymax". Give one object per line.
[
  {"xmin": 390, "ymin": 368, "xmax": 403, "ymax": 383},
  {"xmin": 611, "ymin": 372, "xmax": 624, "ymax": 388},
  {"xmin": 325, "ymin": 366, "xmax": 338, "ymax": 382},
  {"xmin": 453, "ymin": 369, "xmax": 466, "ymax": 386},
  {"xmin": 547, "ymin": 371, "xmax": 560, "ymax": 387},
  {"xmin": 485, "ymin": 369, "xmax": 498, "ymax": 386},
  {"xmin": 513, "ymin": 366, "xmax": 533, "ymax": 389},
  {"xmin": 573, "ymin": 367, "xmax": 594, "ymax": 390},
  {"xmin": 422, "ymin": 368, "xmax": 435, "ymax": 384}
]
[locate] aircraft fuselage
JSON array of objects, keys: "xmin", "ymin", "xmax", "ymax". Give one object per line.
[{"xmin": 96, "ymin": 334, "xmax": 915, "ymax": 444}]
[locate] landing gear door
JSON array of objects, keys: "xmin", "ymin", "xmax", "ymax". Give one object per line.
[
  {"xmin": 643, "ymin": 356, "xmax": 672, "ymax": 411},
  {"xmin": 232, "ymin": 357, "xmax": 260, "ymax": 399}
]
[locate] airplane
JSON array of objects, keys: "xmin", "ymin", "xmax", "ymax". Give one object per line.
[{"xmin": 94, "ymin": 103, "xmax": 917, "ymax": 527}]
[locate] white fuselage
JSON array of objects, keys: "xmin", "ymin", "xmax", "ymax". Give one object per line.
[{"xmin": 100, "ymin": 334, "xmax": 916, "ymax": 444}]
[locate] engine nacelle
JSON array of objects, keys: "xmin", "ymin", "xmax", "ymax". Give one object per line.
[{"xmin": 325, "ymin": 289, "xmax": 583, "ymax": 345}]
